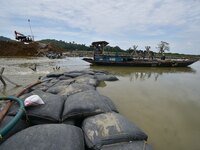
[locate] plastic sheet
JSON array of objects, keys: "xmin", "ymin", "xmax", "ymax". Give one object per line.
[{"xmin": 24, "ymin": 95, "xmax": 45, "ymax": 107}]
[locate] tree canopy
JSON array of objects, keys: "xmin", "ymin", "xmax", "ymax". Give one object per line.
[
  {"xmin": 157, "ymin": 41, "xmax": 170, "ymax": 55},
  {"xmin": 38, "ymin": 39, "xmax": 125, "ymax": 52}
]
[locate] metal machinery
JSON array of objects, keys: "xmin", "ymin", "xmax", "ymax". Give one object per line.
[
  {"xmin": 14, "ymin": 19, "xmax": 34, "ymax": 42},
  {"xmin": 14, "ymin": 31, "xmax": 33, "ymax": 42}
]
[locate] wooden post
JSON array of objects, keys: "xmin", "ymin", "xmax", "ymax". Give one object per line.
[{"xmin": 0, "ymin": 67, "xmax": 6, "ymax": 86}]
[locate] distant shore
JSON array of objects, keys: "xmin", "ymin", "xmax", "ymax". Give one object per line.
[{"xmin": 0, "ymin": 41, "xmax": 199, "ymax": 59}]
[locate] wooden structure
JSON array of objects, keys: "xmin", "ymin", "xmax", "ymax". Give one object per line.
[{"xmin": 91, "ymin": 41, "xmax": 109, "ymax": 55}]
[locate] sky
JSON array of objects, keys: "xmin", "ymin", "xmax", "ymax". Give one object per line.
[{"xmin": 0, "ymin": 0, "xmax": 200, "ymax": 54}]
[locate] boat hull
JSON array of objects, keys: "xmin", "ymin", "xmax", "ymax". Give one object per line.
[{"xmin": 83, "ymin": 58, "xmax": 198, "ymax": 67}]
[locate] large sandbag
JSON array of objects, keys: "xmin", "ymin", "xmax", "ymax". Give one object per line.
[
  {"xmin": 81, "ymin": 70, "xmax": 95, "ymax": 75},
  {"xmin": 100, "ymin": 95, "xmax": 118, "ymax": 113},
  {"xmin": 64, "ymin": 70, "xmax": 95, "ymax": 78},
  {"xmin": 54, "ymin": 78, "xmax": 75, "ymax": 86},
  {"xmin": 46, "ymin": 73, "xmax": 64, "ymax": 78},
  {"xmin": 82, "ymin": 112, "xmax": 148, "ymax": 149},
  {"xmin": 0, "ymin": 124, "xmax": 85, "ymax": 150},
  {"xmin": 45, "ymin": 85, "xmax": 64, "ymax": 95},
  {"xmin": 0, "ymin": 116, "xmax": 29, "ymax": 144},
  {"xmin": 64, "ymin": 71, "xmax": 85, "ymax": 78},
  {"xmin": 95, "ymin": 73, "xmax": 118, "ymax": 81},
  {"xmin": 32, "ymin": 78, "xmax": 60, "ymax": 91},
  {"xmin": 46, "ymin": 79, "xmax": 75, "ymax": 95},
  {"xmin": 62, "ymin": 119, "xmax": 76, "ymax": 126},
  {"xmin": 8, "ymin": 90, "xmax": 64, "ymax": 124},
  {"xmin": 75, "ymin": 75, "xmax": 98, "ymax": 87},
  {"xmin": 62, "ymin": 90, "xmax": 114, "ymax": 120},
  {"xmin": 101, "ymin": 141, "xmax": 153, "ymax": 150},
  {"xmin": 47, "ymin": 83, "xmax": 95, "ymax": 99},
  {"xmin": 58, "ymin": 75, "xmax": 72, "ymax": 80}
]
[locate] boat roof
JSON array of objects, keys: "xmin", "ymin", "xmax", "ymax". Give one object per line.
[{"xmin": 91, "ymin": 41, "xmax": 109, "ymax": 46}]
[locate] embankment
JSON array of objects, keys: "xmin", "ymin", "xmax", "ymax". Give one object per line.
[{"xmin": 0, "ymin": 41, "xmax": 62, "ymax": 57}]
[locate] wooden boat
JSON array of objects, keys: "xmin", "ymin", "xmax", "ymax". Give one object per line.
[{"xmin": 83, "ymin": 41, "xmax": 198, "ymax": 67}]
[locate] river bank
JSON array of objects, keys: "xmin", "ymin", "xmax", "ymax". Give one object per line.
[
  {"xmin": 1, "ymin": 41, "xmax": 199, "ymax": 59},
  {"xmin": 0, "ymin": 68, "xmax": 153, "ymax": 149},
  {"xmin": 0, "ymin": 57, "xmax": 200, "ymax": 150}
]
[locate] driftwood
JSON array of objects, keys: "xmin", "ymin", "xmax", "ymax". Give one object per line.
[{"xmin": 0, "ymin": 68, "xmax": 6, "ymax": 86}]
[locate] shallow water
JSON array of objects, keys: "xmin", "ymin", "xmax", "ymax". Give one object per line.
[
  {"xmin": 0, "ymin": 57, "xmax": 200, "ymax": 150},
  {"xmin": 0, "ymin": 57, "xmax": 89, "ymax": 95},
  {"xmin": 94, "ymin": 62, "xmax": 200, "ymax": 150}
]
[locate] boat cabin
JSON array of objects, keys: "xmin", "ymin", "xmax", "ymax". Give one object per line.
[
  {"xmin": 91, "ymin": 41, "xmax": 132, "ymax": 63},
  {"xmin": 91, "ymin": 41, "xmax": 109, "ymax": 55}
]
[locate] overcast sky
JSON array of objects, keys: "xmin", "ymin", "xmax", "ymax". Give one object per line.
[{"xmin": 0, "ymin": 0, "xmax": 200, "ymax": 54}]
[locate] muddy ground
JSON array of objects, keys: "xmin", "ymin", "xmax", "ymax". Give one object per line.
[{"xmin": 0, "ymin": 41, "xmax": 63, "ymax": 56}]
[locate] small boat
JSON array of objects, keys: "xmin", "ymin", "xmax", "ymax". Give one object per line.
[{"xmin": 83, "ymin": 41, "xmax": 198, "ymax": 67}]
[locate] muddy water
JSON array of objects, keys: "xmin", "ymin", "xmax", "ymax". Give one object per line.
[
  {"xmin": 0, "ymin": 57, "xmax": 200, "ymax": 150},
  {"xmin": 94, "ymin": 62, "xmax": 200, "ymax": 150},
  {"xmin": 0, "ymin": 57, "xmax": 89, "ymax": 95}
]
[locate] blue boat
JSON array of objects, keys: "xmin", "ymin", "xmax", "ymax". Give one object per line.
[{"xmin": 83, "ymin": 41, "xmax": 198, "ymax": 67}]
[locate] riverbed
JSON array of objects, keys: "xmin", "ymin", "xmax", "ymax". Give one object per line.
[{"xmin": 0, "ymin": 57, "xmax": 200, "ymax": 150}]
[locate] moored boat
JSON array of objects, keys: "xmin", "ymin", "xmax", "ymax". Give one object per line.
[{"xmin": 83, "ymin": 41, "xmax": 198, "ymax": 67}]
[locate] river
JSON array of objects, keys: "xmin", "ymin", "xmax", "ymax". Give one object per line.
[{"xmin": 0, "ymin": 57, "xmax": 200, "ymax": 150}]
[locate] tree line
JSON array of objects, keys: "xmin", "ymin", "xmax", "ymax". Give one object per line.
[
  {"xmin": 38, "ymin": 39, "xmax": 126, "ymax": 53},
  {"xmin": 38, "ymin": 39, "xmax": 93, "ymax": 51}
]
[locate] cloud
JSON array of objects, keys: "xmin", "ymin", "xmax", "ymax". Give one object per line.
[{"xmin": 0, "ymin": 0, "xmax": 200, "ymax": 54}]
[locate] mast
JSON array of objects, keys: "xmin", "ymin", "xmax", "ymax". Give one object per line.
[{"xmin": 28, "ymin": 19, "xmax": 34, "ymax": 41}]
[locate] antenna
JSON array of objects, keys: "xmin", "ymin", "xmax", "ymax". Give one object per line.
[{"xmin": 28, "ymin": 19, "xmax": 34, "ymax": 41}]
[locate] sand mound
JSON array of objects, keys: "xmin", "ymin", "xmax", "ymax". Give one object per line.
[{"xmin": 0, "ymin": 41, "xmax": 63, "ymax": 56}]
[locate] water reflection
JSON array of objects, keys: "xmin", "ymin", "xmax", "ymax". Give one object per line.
[{"xmin": 91, "ymin": 66, "xmax": 196, "ymax": 81}]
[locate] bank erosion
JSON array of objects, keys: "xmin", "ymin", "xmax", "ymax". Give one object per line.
[{"xmin": 0, "ymin": 41, "xmax": 63, "ymax": 57}]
